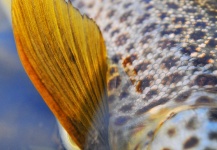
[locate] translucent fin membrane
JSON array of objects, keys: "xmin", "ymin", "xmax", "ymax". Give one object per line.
[{"xmin": 12, "ymin": 0, "xmax": 109, "ymax": 149}]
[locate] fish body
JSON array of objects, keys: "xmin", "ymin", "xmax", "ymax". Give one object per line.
[
  {"xmin": 71, "ymin": 0, "xmax": 217, "ymax": 149},
  {"xmin": 11, "ymin": 0, "xmax": 217, "ymax": 150}
]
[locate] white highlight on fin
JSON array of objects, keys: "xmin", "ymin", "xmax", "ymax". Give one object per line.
[{"xmin": 58, "ymin": 121, "xmax": 81, "ymax": 150}]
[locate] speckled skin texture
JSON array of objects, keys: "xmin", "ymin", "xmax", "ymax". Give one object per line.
[{"xmin": 71, "ymin": 0, "xmax": 217, "ymax": 149}]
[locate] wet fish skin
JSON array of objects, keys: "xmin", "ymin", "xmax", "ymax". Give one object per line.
[{"xmin": 71, "ymin": 0, "xmax": 217, "ymax": 149}]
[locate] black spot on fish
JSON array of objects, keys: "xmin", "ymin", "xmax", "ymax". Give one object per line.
[
  {"xmin": 111, "ymin": 54, "xmax": 122, "ymax": 64},
  {"xmin": 111, "ymin": 28, "xmax": 120, "ymax": 36},
  {"xmin": 167, "ymin": 128, "xmax": 176, "ymax": 137},
  {"xmin": 174, "ymin": 28, "xmax": 183, "ymax": 34},
  {"xmin": 161, "ymin": 56, "xmax": 179, "ymax": 69},
  {"xmin": 115, "ymin": 33, "xmax": 129, "ymax": 46},
  {"xmin": 136, "ymin": 97, "xmax": 169, "ymax": 115},
  {"xmin": 135, "ymin": 13, "xmax": 150, "ymax": 24},
  {"xmin": 186, "ymin": 117, "xmax": 198, "ymax": 130},
  {"xmin": 174, "ymin": 90, "xmax": 192, "ymax": 103},
  {"xmin": 194, "ymin": 74, "xmax": 217, "ymax": 87},
  {"xmin": 190, "ymin": 31, "xmax": 206, "ymax": 40},
  {"xmin": 142, "ymin": 23, "xmax": 157, "ymax": 34},
  {"xmin": 195, "ymin": 22, "xmax": 207, "ymax": 28},
  {"xmin": 119, "ymin": 104, "xmax": 133, "ymax": 112},
  {"xmin": 209, "ymin": 132, "xmax": 217, "ymax": 140},
  {"xmin": 161, "ymin": 73, "xmax": 184, "ymax": 85},
  {"xmin": 193, "ymin": 54, "xmax": 213, "ymax": 66},
  {"xmin": 120, "ymin": 10, "xmax": 132, "ymax": 22},
  {"xmin": 123, "ymin": 2, "xmax": 132, "ymax": 8},
  {"xmin": 180, "ymin": 44, "xmax": 197, "ymax": 55},
  {"xmin": 141, "ymin": 0, "xmax": 151, "ymax": 3},
  {"xmin": 166, "ymin": 2, "xmax": 179, "ymax": 9},
  {"xmin": 134, "ymin": 61, "xmax": 150, "ymax": 73},
  {"xmin": 119, "ymin": 91, "xmax": 129, "ymax": 100},
  {"xmin": 107, "ymin": 9, "xmax": 116, "ymax": 18},
  {"xmin": 207, "ymin": 39, "xmax": 217, "ymax": 48},
  {"xmin": 183, "ymin": 136, "xmax": 199, "ymax": 149},
  {"xmin": 159, "ymin": 12, "xmax": 167, "ymax": 20},
  {"xmin": 209, "ymin": 108, "xmax": 217, "ymax": 122},
  {"xmin": 108, "ymin": 95, "xmax": 116, "ymax": 103},
  {"xmin": 136, "ymin": 76, "xmax": 153, "ymax": 93},
  {"xmin": 146, "ymin": 5, "xmax": 153, "ymax": 10},
  {"xmin": 114, "ymin": 116, "xmax": 131, "ymax": 126},
  {"xmin": 185, "ymin": 8, "xmax": 197, "ymax": 13},
  {"xmin": 144, "ymin": 89, "xmax": 158, "ymax": 100},
  {"xmin": 104, "ymin": 23, "xmax": 112, "ymax": 32},
  {"xmin": 195, "ymin": 96, "xmax": 214, "ymax": 104}
]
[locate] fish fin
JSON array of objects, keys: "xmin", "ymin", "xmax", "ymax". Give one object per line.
[{"xmin": 12, "ymin": 0, "xmax": 109, "ymax": 148}]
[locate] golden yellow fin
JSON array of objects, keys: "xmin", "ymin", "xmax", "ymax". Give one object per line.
[{"xmin": 12, "ymin": 0, "xmax": 109, "ymax": 149}]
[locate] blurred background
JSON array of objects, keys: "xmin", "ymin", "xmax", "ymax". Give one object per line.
[{"xmin": 0, "ymin": 1, "xmax": 62, "ymax": 149}]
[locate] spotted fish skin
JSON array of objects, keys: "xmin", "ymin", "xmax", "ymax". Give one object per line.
[{"xmin": 71, "ymin": 0, "xmax": 217, "ymax": 149}]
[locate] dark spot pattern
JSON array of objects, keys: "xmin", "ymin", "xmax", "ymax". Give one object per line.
[
  {"xmin": 159, "ymin": 12, "xmax": 167, "ymax": 20},
  {"xmin": 190, "ymin": 31, "xmax": 206, "ymax": 40},
  {"xmin": 144, "ymin": 89, "xmax": 158, "ymax": 100},
  {"xmin": 104, "ymin": 23, "xmax": 112, "ymax": 32},
  {"xmin": 195, "ymin": 22, "xmax": 207, "ymax": 28},
  {"xmin": 209, "ymin": 132, "xmax": 217, "ymax": 140},
  {"xmin": 107, "ymin": 9, "xmax": 116, "ymax": 18},
  {"xmin": 194, "ymin": 74, "xmax": 217, "ymax": 87},
  {"xmin": 136, "ymin": 76, "xmax": 153, "ymax": 93},
  {"xmin": 174, "ymin": 90, "xmax": 191, "ymax": 102},
  {"xmin": 162, "ymin": 73, "xmax": 183, "ymax": 85},
  {"xmin": 195, "ymin": 96, "xmax": 214, "ymax": 104},
  {"xmin": 111, "ymin": 54, "xmax": 122, "ymax": 64},
  {"xmin": 115, "ymin": 34, "xmax": 129, "ymax": 46},
  {"xmin": 209, "ymin": 108, "xmax": 217, "ymax": 122},
  {"xmin": 119, "ymin": 104, "xmax": 133, "ymax": 112},
  {"xmin": 111, "ymin": 29, "xmax": 120, "ymax": 36},
  {"xmin": 114, "ymin": 116, "xmax": 131, "ymax": 126},
  {"xmin": 166, "ymin": 2, "xmax": 179, "ymax": 9},
  {"xmin": 119, "ymin": 91, "xmax": 129, "ymax": 100},
  {"xmin": 180, "ymin": 45, "xmax": 197, "ymax": 55},
  {"xmin": 136, "ymin": 98, "xmax": 169, "ymax": 115},
  {"xmin": 108, "ymin": 95, "xmax": 116, "ymax": 103},
  {"xmin": 134, "ymin": 62, "xmax": 150, "ymax": 73},
  {"xmin": 135, "ymin": 13, "xmax": 150, "ymax": 24},
  {"xmin": 167, "ymin": 128, "xmax": 176, "ymax": 137},
  {"xmin": 207, "ymin": 39, "xmax": 217, "ymax": 48},
  {"xmin": 183, "ymin": 136, "xmax": 199, "ymax": 149},
  {"xmin": 142, "ymin": 23, "xmax": 157, "ymax": 33},
  {"xmin": 120, "ymin": 10, "xmax": 132, "ymax": 22},
  {"xmin": 123, "ymin": 2, "xmax": 132, "ymax": 8},
  {"xmin": 161, "ymin": 56, "xmax": 179, "ymax": 69},
  {"xmin": 193, "ymin": 54, "xmax": 213, "ymax": 66},
  {"xmin": 186, "ymin": 117, "xmax": 198, "ymax": 130}
]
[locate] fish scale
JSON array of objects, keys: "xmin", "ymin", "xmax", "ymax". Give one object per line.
[{"xmin": 71, "ymin": 0, "xmax": 217, "ymax": 149}]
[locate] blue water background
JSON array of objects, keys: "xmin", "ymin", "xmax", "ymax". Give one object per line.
[{"xmin": 0, "ymin": 8, "xmax": 62, "ymax": 150}]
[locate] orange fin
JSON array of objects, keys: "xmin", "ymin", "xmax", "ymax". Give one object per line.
[{"xmin": 12, "ymin": 0, "xmax": 109, "ymax": 149}]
